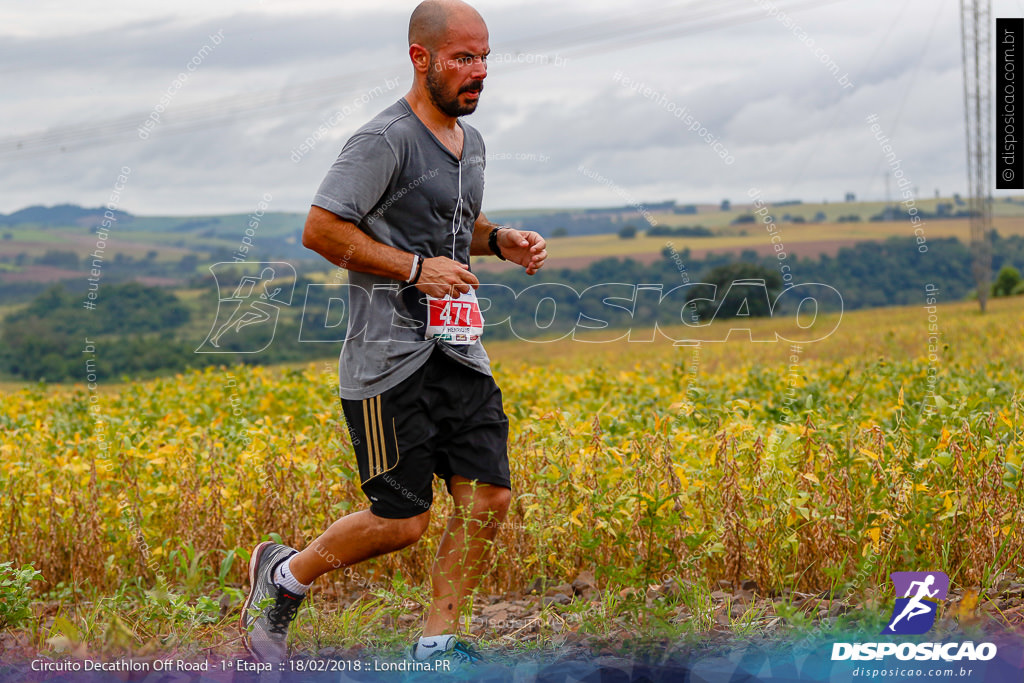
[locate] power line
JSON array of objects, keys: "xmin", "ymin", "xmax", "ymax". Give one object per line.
[{"xmin": 960, "ymin": 0, "xmax": 992, "ymax": 312}]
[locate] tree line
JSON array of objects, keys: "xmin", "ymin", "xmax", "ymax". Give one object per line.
[{"xmin": 2, "ymin": 233, "xmax": 1022, "ymax": 382}]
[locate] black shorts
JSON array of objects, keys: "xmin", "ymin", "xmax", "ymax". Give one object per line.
[{"xmin": 340, "ymin": 347, "xmax": 511, "ymax": 519}]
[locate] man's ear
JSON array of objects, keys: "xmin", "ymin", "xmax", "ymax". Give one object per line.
[{"xmin": 409, "ymin": 44, "xmax": 432, "ymax": 74}]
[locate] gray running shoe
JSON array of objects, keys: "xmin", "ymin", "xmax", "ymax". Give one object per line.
[{"xmin": 240, "ymin": 541, "xmax": 303, "ymax": 662}]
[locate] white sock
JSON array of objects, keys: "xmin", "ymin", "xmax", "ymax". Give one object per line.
[
  {"xmin": 414, "ymin": 634, "xmax": 455, "ymax": 660},
  {"xmin": 273, "ymin": 557, "xmax": 311, "ymax": 595}
]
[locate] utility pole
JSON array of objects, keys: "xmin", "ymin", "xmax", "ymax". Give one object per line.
[{"xmin": 960, "ymin": 0, "xmax": 993, "ymax": 312}]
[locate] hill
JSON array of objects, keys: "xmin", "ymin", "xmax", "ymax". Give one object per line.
[{"xmin": 5, "ymin": 197, "xmax": 1024, "ymax": 297}]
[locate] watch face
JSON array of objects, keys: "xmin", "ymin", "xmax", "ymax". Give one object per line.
[{"xmin": 489, "ymin": 227, "xmax": 505, "ymax": 259}]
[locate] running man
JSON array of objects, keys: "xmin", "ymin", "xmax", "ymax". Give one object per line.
[
  {"xmin": 240, "ymin": 0, "xmax": 547, "ymax": 664},
  {"xmin": 887, "ymin": 574, "xmax": 939, "ymax": 632},
  {"xmin": 207, "ymin": 267, "xmax": 281, "ymax": 348}
]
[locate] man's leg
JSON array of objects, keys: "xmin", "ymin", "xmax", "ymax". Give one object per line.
[
  {"xmin": 289, "ymin": 509, "xmax": 430, "ymax": 583},
  {"xmin": 413, "ymin": 353, "xmax": 512, "ymax": 648},
  {"xmin": 422, "ymin": 476, "xmax": 511, "ymax": 636},
  {"xmin": 240, "ymin": 509, "xmax": 430, "ymax": 662}
]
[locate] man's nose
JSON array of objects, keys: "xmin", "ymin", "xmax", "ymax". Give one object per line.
[{"xmin": 471, "ymin": 58, "xmax": 487, "ymax": 80}]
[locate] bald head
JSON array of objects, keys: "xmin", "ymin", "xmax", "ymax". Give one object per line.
[
  {"xmin": 407, "ymin": 0, "xmax": 488, "ymax": 119},
  {"xmin": 409, "ymin": 0, "xmax": 484, "ymax": 53}
]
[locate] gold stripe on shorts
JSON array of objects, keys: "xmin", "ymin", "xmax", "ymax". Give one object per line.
[
  {"xmin": 360, "ymin": 394, "xmax": 397, "ymax": 482},
  {"xmin": 374, "ymin": 395, "xmax": 387, "ymax": 475},
  {"xmin": 362, "ymin": 398, "xmax": 377, "ymax": 479}
]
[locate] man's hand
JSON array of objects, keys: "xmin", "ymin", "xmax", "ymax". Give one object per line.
[
  {"xmin": 497, "ymin": 228, "xmax": 547, "ymax": 275},
  {"xmin": 415, "ymin": 256, "xmax": 480, "ymax": 299}
]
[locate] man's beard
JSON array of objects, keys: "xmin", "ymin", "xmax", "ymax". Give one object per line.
[{"xmin": 426, "ymin": 60, "xmax": 483, "ymax": 117}]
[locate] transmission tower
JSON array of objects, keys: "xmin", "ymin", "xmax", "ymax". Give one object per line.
[{"xmin": 960, "ymin": 0, "xmax": 993, "ymax": 312}]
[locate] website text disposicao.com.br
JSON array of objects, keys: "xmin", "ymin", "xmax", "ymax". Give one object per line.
[
  {"xmin": 836, "ymin": 640, "xmax": 996, "ymax": 678},
  {"xmin": 849, "ymin": 665, "xmax": 978, "ymax": 679}
]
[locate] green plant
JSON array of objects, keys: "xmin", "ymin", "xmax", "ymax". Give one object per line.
[
  {"xmin": 0, "ymin": 562, "xmax": 42, "ymax": 629},
  {"xmin": 167, "ymin": 544, "xmax": 210, "ymax": 595},
  {"xmin": 991, "ymin": 265, "xmax": 1022, "ymax": 297},
  {"xmin": 729, "ymin": 598, "xmax": 771, "ymax": 637}
]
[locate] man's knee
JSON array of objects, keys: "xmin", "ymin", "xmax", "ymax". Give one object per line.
[
  {"xmin": 450, "ymin": 477, "xmax": 512, "ymax": 519},
  {"xmin": 378, "ymin": 510, "xmax": 430, "ymax": 548},
  {"xmin": 480, "ymin": 485, "xmax": 512, "ymax": 517}
]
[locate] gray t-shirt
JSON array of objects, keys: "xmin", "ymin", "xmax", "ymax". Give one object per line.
[{"xmin": 312, "ymin": 98, "xmax": 492, "ymax": 400}]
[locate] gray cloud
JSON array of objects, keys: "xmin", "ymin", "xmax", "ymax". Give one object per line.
[{"xmin": 0, "ymin": 0, "xmax": 979, "ymax": 215}]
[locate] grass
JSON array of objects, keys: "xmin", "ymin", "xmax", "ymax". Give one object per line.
[{"xmin": 0, "ymin": 296, "xmax": 1022, "ymax": 661}]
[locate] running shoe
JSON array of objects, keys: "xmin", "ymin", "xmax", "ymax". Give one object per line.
[{"xmin": 240, "ymin": 541, "xmax": 303, "ymax": 662}]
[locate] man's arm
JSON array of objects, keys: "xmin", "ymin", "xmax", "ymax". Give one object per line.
[
  {"xmin": 303, "ymin": 206, "xmax": 413, "ymax": 279},
  {"xmin": 303, "ymin": 205, "xmax": 479, "ymax": 298},
  {"xmin": 471, "ymin": 212, "xmax": 547, "ymax": 275},
  {"xmin": 470, "ymin": 214, "xmax": 501, "ymax": 256}
]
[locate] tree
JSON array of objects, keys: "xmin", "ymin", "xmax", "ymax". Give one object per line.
[
  {"xmin": 35, "ymin": 250, "xmax": 80, "ymax": 269},
  {"xmin": 618, "ymin": 224, "xmax": 638, "ymax": 239},
  {"xmin": 991, "ymin": 265, "xmax": 1022, "ymax": 297},
  {"xmin": 0, "ymin": 282, "xmax": 192, "ymax": 381},
  {"xmin": 178, "ymin": 253, "xmax": 199, "ymax": 273},
  {"xmin": 690, "ymin": 262, "xmax": 782, "ymax": 321}
]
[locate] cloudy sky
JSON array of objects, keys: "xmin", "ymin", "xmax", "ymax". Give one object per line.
[{"xmin": 0, "ymin": 0, "xmax": 1021, "ymax": 216}]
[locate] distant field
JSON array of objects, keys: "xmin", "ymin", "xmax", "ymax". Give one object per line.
[
  {"xmin": 0, "ymin": 228, "xmax": 193, "ymax": 261},
  {"xmin": 644, "ymin": 196, "xmax": 1024, "ymax": 229},
  {"xmin": 477, "ymin": 216, "xmax": 1024, "ymax": 272}
]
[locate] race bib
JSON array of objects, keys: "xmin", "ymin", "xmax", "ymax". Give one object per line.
[{"xmin": 426, "ymin": 289, "xmax": 484, "ymax": 345}]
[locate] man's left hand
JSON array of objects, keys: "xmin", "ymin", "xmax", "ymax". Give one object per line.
[{"xmin": 497, "ymin": 228, "xmax": 547, "ymax": 275}]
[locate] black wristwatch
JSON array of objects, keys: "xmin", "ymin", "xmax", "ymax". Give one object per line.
[{"xmin": 488, "ymin": 226, "xmax": 507, "ymax": 261}]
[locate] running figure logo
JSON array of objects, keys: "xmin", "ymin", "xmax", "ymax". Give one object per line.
[
  {"xmin": 882, "ymin": 571, "xmax": 949, "ymax": 635},
  {"xmin": 196, "ymin": 262, "xmax": 295, "ymax": 353}
]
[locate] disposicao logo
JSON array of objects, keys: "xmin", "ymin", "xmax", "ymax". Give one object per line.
[
  {"xmin": 831, "ymin": 570, "xmax": 998, "ymax": 662},
  {"xmin": 883, "ymin": 571, "xmax": 949, "ymax": 635}
]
